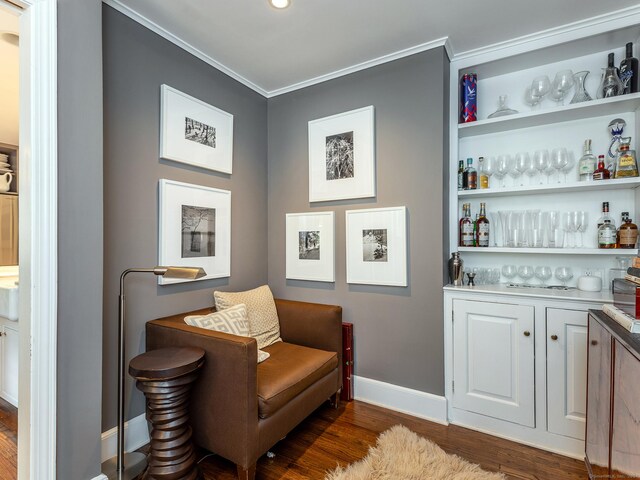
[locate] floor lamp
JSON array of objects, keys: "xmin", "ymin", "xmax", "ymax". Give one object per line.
[{"xmin": 102, "ymin": 266, "xmax": 207, "ymax": 480}]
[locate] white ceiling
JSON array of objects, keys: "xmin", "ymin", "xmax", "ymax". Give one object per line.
[
  {"xmin": 0, "ymin": 7, "xmax": 19, "ymax": 146},
  {"xmin": 113, "ymin": 0, "xmax": 640, "ymax": 96}
]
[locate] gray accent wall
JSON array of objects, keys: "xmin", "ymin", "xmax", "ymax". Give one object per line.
[
  {"xmin": 102, "ymin": 6, "xmax": 268, "ymax": 430},
  {"xmin": 267, "ymin": 49, "xmax": 449, "ymax": 395},
  {"xmin": 57, "ymin": 0, "xmax": 104, "ymax": 478}
]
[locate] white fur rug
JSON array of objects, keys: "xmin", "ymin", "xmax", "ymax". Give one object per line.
[{"xmin": 325, "ymin": 425, "xmax": 506, "ymax": 480}]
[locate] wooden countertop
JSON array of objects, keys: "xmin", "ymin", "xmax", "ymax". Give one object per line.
[{"xmin": 589, "ymin": 309, "xmax": 640, "ymax": 358}]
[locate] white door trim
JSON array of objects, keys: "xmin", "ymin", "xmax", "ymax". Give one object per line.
[{"xmin": 15, "ymin": 0, "xmax": 58, "ymax": 479}]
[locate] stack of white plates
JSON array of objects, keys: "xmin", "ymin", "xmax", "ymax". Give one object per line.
[{"xmin": 0, "ymin": 154, "xmax": 12, "ymax": 173}]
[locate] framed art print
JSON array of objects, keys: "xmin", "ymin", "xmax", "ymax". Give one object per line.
[
  {"xmin": 159, "ymin": 179, "xmax": 231, "ymax": 284},
  {"xmin": 285, "ymin": 211, "xmax": 335, "ymax": 282},
  {"xmin": 345, "ymin": 206, "xmax": 407, "ymax": 286},
  {"xmin": 160, "ymin": 84, "xmax": 234, "ymax": 174},
  {"xmin": 308, "ymin": 106, "xmax": 375, "ymax": 202}
]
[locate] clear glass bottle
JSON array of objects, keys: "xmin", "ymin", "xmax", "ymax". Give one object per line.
[
  {"xmin": 619, "ymin": 215, "xmax": 639, "ymax": 249},
  {"xmin": 457, "ymin": 160, "xmax": 464, "ymax": 190},
  {"xmin": 578, "ymin": 139, "xmax": 597, "ymax": 181},
  {"xmin": 476, "ymin": 203, "xmax": 490, "ymax": 247},
  {"xmin": 613, "ymin": 137, "xmax": 638, "ymax": 178},
  {"xmin": 597, "ymin": 202, "xmax": 614, "ymax": 229},
  {"xmin": 598, "ymin": 219, "xmax": 618, "ymax": 249},
  {"xmin": 459, "ymin": 203, "xmax": 474, "ymax": 247},
  {"xmin": 598, "ymin": 52, "xmax": 624, "ymax": 99},
  {"xmin": 593, "ymin": 155, "xmax": 611, "ymax": 180},
  {"xmin": 478, "ymin": 157, "xmax": 489, "ymax": 189},
  {"xmin": 463, "ymin": 158, "xmax": 477, "ymax": 190}
]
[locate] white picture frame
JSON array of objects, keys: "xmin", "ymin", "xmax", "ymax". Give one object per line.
[
  {"xmin": 308, "ymin": 106, "xmax": 375, "ymax": 202},
  {"xmin": 160, "ymin": 84, "xmax": 234, "ymax": 174},
  {"xmin": 159, "ymin": 179, "xmax": 231, "ymax": 284},
  {"xmin": 285, "ymin": 211, "xmax": 335, "ymax": 282},
  {"xmin": 345, "ymin": 206, "xmax": 407, "ymax": 286}
]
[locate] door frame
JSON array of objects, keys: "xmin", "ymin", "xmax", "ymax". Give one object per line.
[{"xmin": 9, "ymin": 0, "xmax": 57, "ymax": 479}]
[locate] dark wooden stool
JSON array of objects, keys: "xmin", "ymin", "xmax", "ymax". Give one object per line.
[{"xmin": 129, "ymin": 347, "xmax": 205, "ymax": 480}]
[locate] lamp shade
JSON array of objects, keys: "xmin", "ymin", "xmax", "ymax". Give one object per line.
[{"xmin": 153, "ymin": 266, "xmax": 207, "ymax": 279}]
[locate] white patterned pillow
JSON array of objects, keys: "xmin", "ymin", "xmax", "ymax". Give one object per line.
[
  {"xmin": 184, "ymin": 304, "xmax": 270, "ymax": 363},
  {"xmin": 214, "ymin": 285, "xmax": 281, "ymax": 350}
]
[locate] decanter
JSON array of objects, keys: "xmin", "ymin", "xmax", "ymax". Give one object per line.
[
  {"xmin": 487, "ymin": 95, "xmax": 518, "ymax": 118},
  {"xmin": 570, "ymin": 71, "xmax": 593, "ymax": 104},
  {"xmin": 597, "ymin": 53, "xmax": 623, "ymax": 99},
  {"xmin": 613, "ymin": 137, "xmax": 639, "ymax": 178}
]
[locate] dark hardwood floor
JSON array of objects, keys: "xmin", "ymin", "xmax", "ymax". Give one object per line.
[
  {"xmin": 0, "ymin": 398, "xmax": 17, "ymax": 480},
  {"xmin": 194, "ymin": 400, "xmax": 588, "ymax": 480}
]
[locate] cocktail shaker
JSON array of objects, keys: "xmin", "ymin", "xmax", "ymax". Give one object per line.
[{"xmin": 448, "ymin": 252, "xmax": 464, "ymax": 286}]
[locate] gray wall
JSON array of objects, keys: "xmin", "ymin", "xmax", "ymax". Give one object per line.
[
  {"xmin": 57, "ymin": 0, "xmax": 104, "ymax": 478},
  {"xmin": 102, "ymin": 6, "xmax": 269, "ymax": 430},
  {"xmin": 267, "ymin": 49, "xmax": 449, "ymax": 395}
]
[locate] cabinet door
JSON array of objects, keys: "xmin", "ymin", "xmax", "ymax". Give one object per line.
[
  {"xmin": 452, "ymin": 299, "xmax": 535, "ymax": 427},
  {"xmin": 585, "ymin": 315, "xmax": 612, "ymax": 474},
  {"xmin": 611, "ymin": 341, "xmax": 640, "ymax": 478},
  {"xmin": 546, "ymin": 308, "xmax": 588, "ymax": 440},
  {"xmin": 0, "ymin": 325, "xmax": 18, "ymax": 407}
]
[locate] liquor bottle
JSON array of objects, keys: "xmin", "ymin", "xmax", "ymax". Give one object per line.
[
  {"xmin": 473, "ymin": 214, "xmax": 479, "ymax": 247},
  {"xmin": 620, "ymin": 42, "xmax": 639, "ymax": 94},
  {"xmin": 613, "ymin": 137, "xmax": 639, "ymax": 178},
  {"xmin": 459, "ymin": 203, "xmax": 474, "ymax": 247},
  {"xmin": 619, "ymin": 214, "xmax": 639, "ymax": 249},
  {"xmin": 617, "ymin": 212, "xmax": 629, "ymax": 247},
  {"xmin": 457, "ymin": 160, "xmax": 464, "ymax": 190},
  {"xmin": 578, "ymin": 139, "xmax": 597, "ymax": 181},
  {"xmin": 593, "ymin": 155, "xmax": 611, "ymax": 180},
  {"xmin": 478, "ymin": 157, "xmax": 489, "ymax": 189},
  {"xmin": 476, "ymin": 202, "xmax": 490, "ymax": 247},
  {"xmin": 598, "ymin": 52, "xmax": 624, "ymax": 99},
  {"xmin": 597, "ymin": 202, "xmax": 617, "ymax": 249},
  {"xmin": 463, "ymin": 158, "xmax": 477, "ymax": 190}
]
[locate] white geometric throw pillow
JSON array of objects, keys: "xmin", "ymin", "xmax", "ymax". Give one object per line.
[{"xmin": 184, "ymin": 303, "xmax": 270, "ymax": 363}]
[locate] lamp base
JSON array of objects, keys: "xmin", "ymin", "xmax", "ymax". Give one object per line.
[{"xmin": 101, "ymin": 452, "xmax": 147, "ymax": 480}]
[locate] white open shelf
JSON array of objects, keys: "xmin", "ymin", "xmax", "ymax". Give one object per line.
[
  {"xmin": 458, "ymin": 93, "xmax": 640, "ymax": 139},
  {"xmin": 458, "ymin": 177, "xmax": 640, "ymax": 198},
  {"xmin": 458, "ymin": 247, "xmax": 637, "ymax": 255}
]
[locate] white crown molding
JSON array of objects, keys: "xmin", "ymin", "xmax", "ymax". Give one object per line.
[
  {"xmin": 267, "ymin": 37, "xmax": 450, "ymax": 97},
  {"xmin": 451, "ymin": 4, "xmax": 640, "ymax": 65},
  {"xmin": 103, "ymin": 0, "xmax": 270, "ymax": 97}
]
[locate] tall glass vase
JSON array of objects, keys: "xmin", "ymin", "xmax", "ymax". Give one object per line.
[{"xmin": 570, "ymin": 71, "xmax": 593, "ymax": 104}]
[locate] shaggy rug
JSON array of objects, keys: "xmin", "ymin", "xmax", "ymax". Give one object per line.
[{"xmin": 325, "ymin": 425, "xmax": 506, "ymax": 480}]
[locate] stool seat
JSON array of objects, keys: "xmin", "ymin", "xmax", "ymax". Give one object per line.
[{"xmin": 129, "ymin": 347, "xmax": 205, "ymax": 380}]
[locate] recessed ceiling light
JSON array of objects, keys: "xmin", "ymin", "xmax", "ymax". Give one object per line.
[{"xmin": 269, "ymin": 0, "xmax": 290, "ymax": 9}]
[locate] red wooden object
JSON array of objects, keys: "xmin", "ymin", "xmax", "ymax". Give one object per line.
[{"xmin": 341, "ymin": 323, "xmax": 354, "ymax": 402}]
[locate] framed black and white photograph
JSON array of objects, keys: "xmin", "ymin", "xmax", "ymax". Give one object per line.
[
  {"xmin": 286, "ymin": 211, "xmax": 335, "ymax": 282},
  {"xmin": 160, "ymin": 84, "xmax": 234, "ymax": 174},
  {"xmin": 346, "ymin": 206, "xmax": 407, "ymax": 286},
  {"xmin": 159, "ymin": 179, "xmax": 231, "ymax": 284},
  {"xmin": 308, "ymin": 106, "xmax": 375, "ymax": 202}
]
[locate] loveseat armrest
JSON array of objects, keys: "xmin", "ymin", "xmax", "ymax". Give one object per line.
[
  {"xmin": 146, "ymin": 309, "xmax": 259, "ymax": 467},
  {"xmin": 275, "ymin": 298, "xmax": 342, "ymax": 358}
]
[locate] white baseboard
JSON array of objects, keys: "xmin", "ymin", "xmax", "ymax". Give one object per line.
[
  {"xmin": 101, "ymin": 413, "xmax": 150, "ymax": 463},
  {"xmin": 91, "ymin": 475, "xmax": 108, "ymax": 480},
  {"xmin": 354, "ymin": 375, "xmax": 448, "ymax": 425}
]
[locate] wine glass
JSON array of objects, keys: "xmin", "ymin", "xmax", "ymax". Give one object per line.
[
  {"xmin": 515, "ymin": 152, "xmax": 532, "ymax": 186},
  {"xmin": 535, "ymin": 266, "xmax": 552, "ymax": 286},
  {"xmin": 561, "ymin": 153, "xmax": 576, "ymax": 183},
  {"xmin": 531, "ymin": 75, "xmax": 551, "ymax": 102},
  {"xmin": 550, "ymin": 70, "xmax": 574, "ymax": 106},
  {"xmin": 555, "ymin": 266, "xmax": 574, "ymax": 287},
  {"xmin": 507, "ymin": 155, "xmax": 521, "ymax": 187},
  {"xmin": 479, "ymin": 156, "xmax": 495, "ymax": 189},
  {"xmin": 502, "ymin": 264, "xmax": 517, "ymax": 284},
  {"xmin": 533, "ymin": 150, "xmax": 550, "ymax": 184},
  {"xmin": 576, "ymin": 211, "xmax": 588, "ymax": 248},
  {"xmin": 491, "ymin": 268, "xmax": 501, "ymax": 284},
  {"xmin": 551, "ymin": 147, "xmax": 568, "ymax": 183},
  {"xmin": 495, "ymin": 154, "xmax": 510, "ymax": 188},
  {"xmin": 524, "ymin": 86, "xmax": 542, "ymax": 109},
  {"xmin": 518, "ymin": 265, "xmax": 535, "ymax": 286}
]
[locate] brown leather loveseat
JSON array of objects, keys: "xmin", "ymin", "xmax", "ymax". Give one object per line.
[{"xmin": 146, "ymin": 298, "xmax": 343, "ymax": 480}]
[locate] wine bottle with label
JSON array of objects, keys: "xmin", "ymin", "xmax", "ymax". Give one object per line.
[
  {"xmin": 476, "ymin": 203, "xmax": 490, "ymax": 247},
  {"xmin": 620, "ymin": 42, "xmax": 639, "ymax": 94}
]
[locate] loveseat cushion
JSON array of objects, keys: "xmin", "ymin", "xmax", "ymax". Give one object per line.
[{"xmin": 257, "ymin": 341, "xmax": 338, "ymax": 419}]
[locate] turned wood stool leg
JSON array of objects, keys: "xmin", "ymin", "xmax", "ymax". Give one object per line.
[{"xmin": 129, "ymin": 347, "xmax": 205, "ymax": 480}]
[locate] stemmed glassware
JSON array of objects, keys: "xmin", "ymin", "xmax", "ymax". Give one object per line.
[
  {"xmin": 495, "ymin": 155, "xmax": 510, "ymax": 188},
  {"xmin": 535, "ymin": 266, "xmax": 552, "ymax": 286},
  {"xmin": 502, "ymin": 265, "xmax": 517, "ymax": 283},
  {"xmin": 561, "ymin": 153, "xmax": 576, "ymax": 183},
  {"xmin": 507, "ymin": 156, "xmax": 521, "ymax": 187},
  {"xmin": 562, "ymin": 212, "xmax": 577, "ymax": 248},
  {"xmin": 515, "ymin": 152, "xmax": 532, "ymax": 186},
  {"xmin": 551, "ymin": 148, "xmax": 569, "ymax": 183},
  {"xmin": 555, "ymin": 266, "xmax": 574, "ymax": 287},
  {"xmin": 479, "ymin": 156, "xmax": 495, "ymax": 189},
  {"xmin": 533, "ymin": 150, "xmax": 551, "ymax": 185},
  {"xmin": 576, "ymin": 211, "xmax": 588, "ymax": 248},
  {"xmin": 550, "ymin": 70, "xmax": 574, "ymax": 106},
  {"xmin": 518, "ymin": 265, "xmax": 535, "ymax": 286},
  {"xmin": 547, "ymin": 211, "xmax": 562, "ymax": 248}
]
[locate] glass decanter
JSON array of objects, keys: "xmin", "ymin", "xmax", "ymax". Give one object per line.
[
  {"xmin": 597, "ymin": 53, "xmax": 623, "ymax": 99},
  {"xmin": 613, "ymin": 137, "xmax": 639, "ymax": 178},
  {"xmin": 487, "ymin": 95, "xmax": 518, "ymax": 118},
  {"xmin": 570, "ymin": 71, "xmax": 593, "ymax": 104}
]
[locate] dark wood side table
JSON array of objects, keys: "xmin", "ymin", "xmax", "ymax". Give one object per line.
[{"xmin": 129, "ymin": 347, "xmax": 205, "ymax": 480}]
